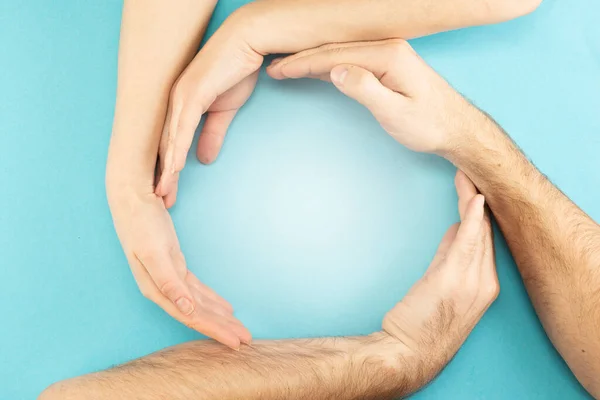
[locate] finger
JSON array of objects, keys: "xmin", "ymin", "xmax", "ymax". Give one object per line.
[
  {"xmin": 130, "ymin": 253, "xmax": 246, "ymax": 348},
  {"xmin": 199, "ymin": 295, "xmax": 235, "ymax": 319},
  {"xmin": 209, "ymin": 308, "xmax": 252, "ymax": 345},
  {"xmin": 267, "ymin": 39, "xmax": 422, "ymax": 96},
  {"xmin": 481, "ymin": 206, "xmax": 499, "ymax": 284},
  {"xmin": 430, "ymin": 223, "xmax": 460, "ymax": 267},
  {"xmin": 268, "ymin": 41, "xmax": 387, "ymax": 80},
  {"xmin": 329, "ymin": 64, "xmax": 408, "ymax": 125},
  {"xmin": 157, "ymin": 46, "xmax": 261, "ymax": 196},
  {"xmin": 226, "ymin": 320, "xmax": 252, "ymax": 345},
  {"xmin": 188, "ymin": 312, "xmax": 242, "ymax": 350},
  {"xmin": 196, "ymin": 109, "xmax": 238, "ymax": 165},
  {"xmin": 135, "ymin": 251, "xmax": 195, "ymax": 316},
  {"xmin": 163, "ymin": 174, "xmax": 178, "ymax": 209},
  {"xmin": 455, "ymin": 170, "xmax": 479, "ymax": 220},
  {"xmin": 471, "ymin": 215, "xmax": 487, "ymax": 270},
  {"xmin": 156, "ymin": 113, "xmax": 172, "ymax": 198},
  {"xmin": 186, "ymin": 273, "xmax": 234, "ymax": 314},
  {"xmin": 447, "ymin": 195, "xmax": 486, "ymax": 266},
  {"xmin": 159, "ymin": 97, "xmax": 198, "ymax": 197}
]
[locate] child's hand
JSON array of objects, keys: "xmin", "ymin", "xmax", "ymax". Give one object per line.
[{"xmin": 107, "ymin": 186, "xmax": 251, "ymax": 350}]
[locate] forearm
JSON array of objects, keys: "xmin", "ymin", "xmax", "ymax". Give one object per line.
[
  {"xmin": 46, "ymin": 334, "xmax": 416, "ymax": 400},
  {"xmin": 447, "ymin": 112, "xmax": 600, "ymax": 396},
  {"xmin": 106, "ymin": 0, "xmax": 217, "ymax": 192},
  {"xmin": 241, "ymin": 0, "xmax": 541, "ymax": 54}
]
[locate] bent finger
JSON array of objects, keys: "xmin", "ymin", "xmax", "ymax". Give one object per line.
[
  {"xmin": 196, "ymin": 109, "xmax": 237, "ymax": 165},
  {"xmin": 135, "ymin": 250, "xmax": 195, "ymax": 316},
  {"xmin": 447, "ymin": 195, "xmax": 486, "ymax": 266},
  {"xmin": 455, "ymin": 170, "xmax": 479, "ymax": 220}
]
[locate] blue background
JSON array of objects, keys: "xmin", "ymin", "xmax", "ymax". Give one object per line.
[{"xmin": 1, "ymin": 0, "xmax": 599, "ymax": 398}]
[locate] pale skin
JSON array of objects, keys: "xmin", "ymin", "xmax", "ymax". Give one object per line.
[
  {"xmin": 107, "ymin": 0, "xmax": 544, "ymax": 349},
  {"xmin": 41, "ymin": 174, "xmax": 499, "ymax": 399}
]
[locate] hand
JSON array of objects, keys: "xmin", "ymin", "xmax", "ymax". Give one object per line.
[
  {"xmin": 107, "ymin": 185, "xmax": 252, "ymax": 350},
  {"xmin": 381, "ymin": 170, "xmax": 498, "ymax": 389},
  {"xmin": 267, "ymin": 39, "xmax": 485, "ymax": 156},
  {"xmin": 155, "ymin": 12, "xmax": 264, "ymax": 207}
]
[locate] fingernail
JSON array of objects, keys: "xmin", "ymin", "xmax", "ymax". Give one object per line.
[
  {"xmin": 270, "ymin": 57, "xmax": 283, "ymax": 66},
  {"xmin": 331, "ymin": 67, "xmax": 348, "ymax": 85},
  {"xmin": 176, "ymin": 297, "xmax": 194, "ymax": 315}
]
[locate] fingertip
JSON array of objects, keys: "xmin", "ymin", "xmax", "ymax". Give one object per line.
[
  {"xmin": 330, "ymin": 65, "xmax": 349, "ymax": 86},
  {"xmin": 241, "ymin": 334, "xmax": 252, "ymax": 346},
  {"xmin": 155, "ymin": 178, "xmax": 167, "ymax": 197},
  {"xmin": 164, "ymin": 193, "xmax": 176, "ymax": 209},
  {"xmin": 208, "ymin": 327, "xmax": 241, "ymax": 351},
  {"xmin": 230, "ymin": 322, "xmax": 252, "ymax": 345},
  {"xmin": 270, "ymin": 57, "xmax": 283, "ymax": 66},
  {"xmin": 266, "ymin": 65, "xmax": 285, "ymax": 80},
  {"xmin": 227, "ymin": 337, "xmax": 242, "ymax": 351},
  {"xmin": 157, "ymin": 176, "xmax": 175, "ymax": 198},
  {"xmin": 469, "ymin": 194, "xmax": 485, "ymax": 220},
  {"xmin": 196, "ymin": 150, "xmax": 217, "ymax": 165}
]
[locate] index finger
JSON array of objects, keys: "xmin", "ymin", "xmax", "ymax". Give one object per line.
[{"xmin": 267, "ymin": 39, "xmax": 421, "ymax": 96}]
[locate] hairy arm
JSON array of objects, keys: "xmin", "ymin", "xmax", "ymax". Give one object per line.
[
  {"xmin": 447, "ymin": 116, "xmax": 600, "ymax": 397},
  {"xmin": 42, "ymin": 334, "xmax": 413, "ymax": 400},
  {"xmin": 264, "ymin": 37, "xmax": 596, "ymax": 396},
  {"xmin": 40, "ymin": 176, "xmax": 497, "ymax": 400}
]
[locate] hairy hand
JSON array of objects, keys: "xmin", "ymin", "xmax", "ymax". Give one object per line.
[
  {"xmin": 382, "ymin": 170, "xmax": 498, "ymax": 388},
  {"xmin": 107, "ymin": 187, "xmax": 251, "ymax": 350},
  {"xmin": 267, "ymin": 39, "xmax": 484, "ymax": 156}
]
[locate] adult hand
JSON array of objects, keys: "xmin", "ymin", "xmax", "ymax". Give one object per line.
[
  {"xmin": 267, "ymin": 39, "xmax": 486, "ymax": 156},
  {"xmin": 382, "ymin": 170, "xmax": 498, "ymax": 389},
  {"xmin": 107, "ymin": 185, "xmax": 251, "ymax": 350},
  {"xmin": 154, "ymin": 11, "xmax": 264, "ymax": 207}
]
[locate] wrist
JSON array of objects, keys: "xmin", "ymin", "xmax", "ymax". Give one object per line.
[
  {"xmin": 105, "ymin": 159, "xmax": 155, "ymax": 204},
  {"xmin": 438, "ymin": 105, "xmax": 508, "ymax": 169}
]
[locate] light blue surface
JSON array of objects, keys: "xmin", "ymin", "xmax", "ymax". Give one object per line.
[{"xmin": 1, "ymin": 0, "xmax": 599, "ymax": 398}]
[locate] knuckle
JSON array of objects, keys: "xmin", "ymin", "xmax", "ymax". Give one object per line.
[
  {"xmin": 352, "ymin": 69, "xmax": 371, "ymax": 88},
  {"xmin": 318, "ymin": 42, "xmax": 342, "ymax": 52},
  {"xmin": 159, "ymin": 280, "xmax": 182, "ymax": 301},
  {"xmin": 483, "ymin": 279, "xmax": 500, "ymax": 302},
  {"xmin": 386, "ymin": 40, "xmax": 413, "ymax": 63}
]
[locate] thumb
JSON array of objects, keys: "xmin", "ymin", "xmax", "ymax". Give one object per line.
[{"xmin": 330, "ymin": 64, "xmax": 405, "ymax": 119}]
